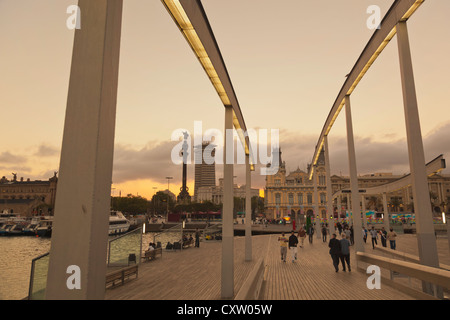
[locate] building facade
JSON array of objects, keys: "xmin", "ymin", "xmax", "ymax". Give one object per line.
[
  {"xmin": 264, "ymin": 149, "xmax": 327, "ymax": 222},
  {"xmin": 194, "ymin": 141, "xmax": 216, "ymax": 202},
  {"xmin": 264, "ymin": 150, "xmax": 450, "ymax": 221},
  {"xmin": 196, "ymin": 178, "xmax": 260, "ymax": 204},
  {"xmin": 0, "ymin": 172, "xmax": 58, "ymax": 216}
]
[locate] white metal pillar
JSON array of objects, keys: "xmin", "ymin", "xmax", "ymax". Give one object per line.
[
  {"xmin": 324, "ymin": 136, "xmax": 335, "ymax": 235},
  {"xmin": 245, "ymin": 153, "xmax": 252, "ymax": 262},
  {"xmin": 397, "ymin": 21, "xmax": 440, "ymax": 268},
  {"xmin": 313, "ymin": 167, "xmax": 321, "ymax": 239},
  {"xmin": 446, "ymin": 214, "xmax": 450, "ymax": 258},
  {"xmin": 345, "ymin": 95, "xmax": 364, "ymax": 253},
  {"xmin": 361, "ymin": 195, "xmax": 367, "ymax": 228},
  {"xmin": 46, "ymin": 0, "xmax": 123, "ymax": 300},
  {"xmin": 222, "ymin": 106, "xmax": 234, "ymax": 298},
  {"xmin": 337, "ymin": 195, "xmax": 342, "ymax": 224},
  {"xmin": 382, "ymin": 193, "xmax": 390, "ymax": 231}
]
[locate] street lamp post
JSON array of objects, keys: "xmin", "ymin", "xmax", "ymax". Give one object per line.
[
  {"xmin": 152, "ymin": 187, "xmax": 158, "ymax": 217},
  {"xmin": 166, "ymin": 177, "xmax": 173, "ymax": 220}
]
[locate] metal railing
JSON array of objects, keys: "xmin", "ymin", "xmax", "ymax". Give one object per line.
[
  {"xmin": 356, "ymin": 250, "xmax": 450, "ymax": 299},
  {"xmin": 153, "ymin": 223, "xmax": 184, "ymax": 251}
]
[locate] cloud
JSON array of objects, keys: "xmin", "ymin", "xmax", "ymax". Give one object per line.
[
  {"xmin": 276, "ymin": 121, "xmax": 450, "ymax": 178},
  {"xmin": 34, "ymin": 144, "xmax": 59, "ymax": 157},
  {"xmin": 0, "ymin": 151, "xmax": 27, "ymax": 165},
  {"xmin": 112, "ymin": 140, "xmax": 189, "ymax": 185},
  {"xmin": 3, "ymin": 121, "xmax": 449, "ymax": 192}
]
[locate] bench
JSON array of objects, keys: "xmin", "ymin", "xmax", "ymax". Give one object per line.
[
  {"xmin": 105, "ymin": 265, "xmax": 138, "ymax": 289},
  {"xmin": 182, "ymin": 239, "xmax": 194, "ymax": 249},
  {"xmin": 142, "ymin": 247, "xmax": 162, "ymax": 262}
]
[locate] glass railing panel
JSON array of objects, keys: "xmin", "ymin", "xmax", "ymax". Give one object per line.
[
  {"xmin": 108, "ymin": 227, "xmax": 143, "ymax": 267},
  {"xmin": 28, "ymin": 252, "xmax": 49, "ymax": 300}
]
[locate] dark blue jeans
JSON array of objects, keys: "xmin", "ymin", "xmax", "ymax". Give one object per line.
[{"xmin": 389, "ymin": 240, "xmax": 396, "ymax": 250}]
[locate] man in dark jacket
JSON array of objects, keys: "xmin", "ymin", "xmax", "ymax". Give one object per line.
[
  {"xmin": 328, "ymin": 233, "xmax": 341, "ymax": 272},
  {"xmin": 288, "ymin": 231, "xmax": 299, "ymax": 263}
]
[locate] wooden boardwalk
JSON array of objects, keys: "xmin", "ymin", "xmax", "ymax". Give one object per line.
[{"xmin": 105, "ymin": 233, "xmax": 449, "ymax": 300}]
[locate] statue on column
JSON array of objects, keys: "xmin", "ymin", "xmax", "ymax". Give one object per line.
[{"xmin": 177, "ymin": 131, "xmax": 191, "ymax": 204}]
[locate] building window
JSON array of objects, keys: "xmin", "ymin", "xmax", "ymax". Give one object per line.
[
  {"xmin": 320, "ymin": 193, "xmax": 326, "ymax": 205},
  {"xmin": 275, "ymin": 193, "xmax": 281, "ymax": 205},
  {"xmin": 288, "ymin": 193, "xmax": 294, "ymax": 205},
  {"xmin": 275, "ymin": 179, "xmax": 281, "ymax": 186},
  {"xmin": 307, "ymin": 193, "xmax": 312, "ymax": 205},
  {"xmin": 319, "ymin": 175, "xmax": 326, "ymax": 185},
  {"xmin": 298, "ymin": 193, "xmax": 303, "ymax": 205}
]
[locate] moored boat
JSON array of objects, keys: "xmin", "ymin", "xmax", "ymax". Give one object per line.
[
  {"xmin": 35, "ymin": 217, "xmax": 53, "ymax": 237},
  {"xmin": 0, "ymin": 223, "xmax": 14, "ymax": 236},
  {"xmin": 109, "ymin": 210, "xmax": 130, "ymax": 236}
]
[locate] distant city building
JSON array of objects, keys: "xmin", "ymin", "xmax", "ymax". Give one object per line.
[
  {"xmin": 194, "ymin": 141, "xmax": 216, "ymax": 202},
  {"xmin": 264, "ymin": 149, "xmax": 450, "ymax": 222},
  {"xmin": 0, "ymin": 172, "xmax": 58, "ymax": 216},
  {"xmin": 196, "ymin": 178, "xmax": 260, "ymax": 204}
]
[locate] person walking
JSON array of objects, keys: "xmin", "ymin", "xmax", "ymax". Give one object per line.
[
  {"xmin": 321, "ymin": 225, "xmax": 328, "ymax": 242},
  {"xmin": 328, "ymin": 234, "xmax": 341, "ymax": 272},
  {"xmin": 349, "ymin": 225, "xmax": 354, "ymax": 245},
  {"xmin": 387, "ymin": 227, "xmax": 398, "ymax": 250},
  {"xmin": 339, "ymin": 234, "xmax": 351, "ymax": 272},
  {"xmin": 337, "ymin": 222, "xmax": 342, "ymax": 235},
  {"xmin": 288, "ymin": 231, "xmax": 299, "ymax": 263},
  {"xmin": 298, "ymin": 227, "xmax": 306, "ymax": 248},
  {"xmin": 380, "ymin": 227, "xmax": 388, "ymax": 247},
  {"xmin": 344, "ymin": 226, "xmax": 351, "ymax": 242},
  {"xmin": 363, "ymin": 227, "xmax": 368, "ymax": 243},
  {"xmin": 369, "ymin": 226, "xmax": 378, "ymax": 249},
  {"xmin": 307, "ymin": 224, "xmax": 314, "ymax": 244},
  {"xmin": 278, "ymin": 232, "xmax": 288, "ymax": 262},
  {"xmin": 194, "ymin": 228, "xmax": 201, "ymax": 248}
]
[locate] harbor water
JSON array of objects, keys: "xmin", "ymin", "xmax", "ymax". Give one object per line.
[
  {"xmin": 0, "ymin": 230, "xmax": 187, "ymax": 300},
  {"xmin": 0, "ymin": 236, "xmax": 51, "ymax": 300}
]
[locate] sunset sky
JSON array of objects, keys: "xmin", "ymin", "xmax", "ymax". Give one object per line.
[{"xmin": 0, "ymin": 0, "xmax": 449, "ymax": 200}]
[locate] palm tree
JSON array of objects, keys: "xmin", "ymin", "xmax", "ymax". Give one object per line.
[
  {"xmin": 389, "ymin": 197, "xmax": 402, "ymax": 213},
  {"xmin": 367, "ymin": 196, "xmax": 381, "ymax": 211}
]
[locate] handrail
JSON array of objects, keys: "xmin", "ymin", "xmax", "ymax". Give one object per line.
[
  {"xmin": 373, "ymin": 246, "xmax": 450, "ymax": 271},
  {"xmin": 234, "ymin": 258, "xmax": 265, "ymax": 300},
  {"xmin": 356, "ymin": 251, "xmax": 450, "ymax": 297}
]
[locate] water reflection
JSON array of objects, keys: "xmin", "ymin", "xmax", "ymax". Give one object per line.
[{"xmin": 0, "ymin": 230, "xmax": 189, "ymax": 300}]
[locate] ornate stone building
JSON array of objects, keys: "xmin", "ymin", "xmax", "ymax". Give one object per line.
[
  {"xmin": 264, "ymin": 149, "xmax": 328, "ymax": 223},
  {"xmin": 0, "ymin": 172, "xmax": 58, "ymax": 216},
  {"xmin": 264, "ymin": 150, "xmax": 450, "ymax": 222}
]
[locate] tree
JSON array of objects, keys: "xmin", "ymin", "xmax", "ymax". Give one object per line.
[
  {"xmin": 389, "ymin": 197, "xmax": 402, "ymax": 213},
  {"xmin": 111, "ymin": 194, "xmax": 149, "ymax": 214},
  {"xmin": 149, "ymin": 191, "xmax": 175, "ymax": 215},
  {"xmin": 367, "ymin": 196, "xmax": 381, "ymax": 211}
]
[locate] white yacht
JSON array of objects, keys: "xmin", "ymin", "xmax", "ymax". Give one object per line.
[{"xmin": 109, "ymin": 210, "xmax": 130, "ymax": 235}]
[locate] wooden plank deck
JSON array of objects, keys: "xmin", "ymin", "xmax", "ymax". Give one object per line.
[
  {"xmin": 261, "ymin": 234, "xmax": 413, "ymax": 300},
  {"xmin": 105, "ymin": 235, "xmax": 268, "ymax": 300},
  {"xmin": 105, "ymin": 233, "xmax": 448, "ymax": 300}
]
